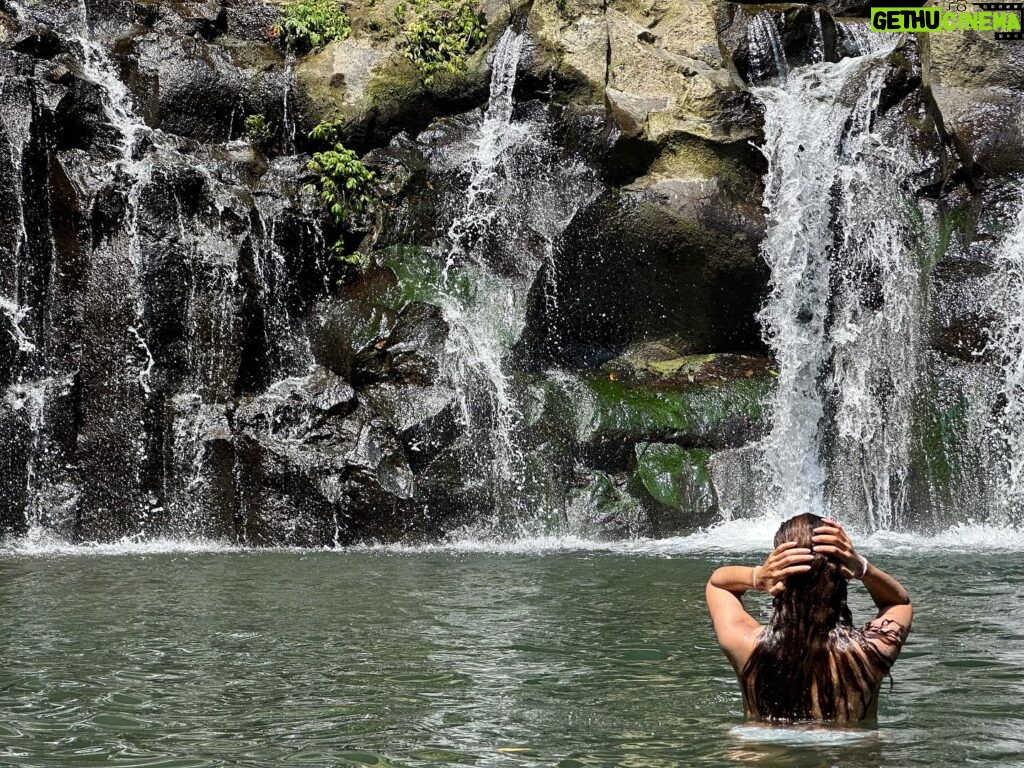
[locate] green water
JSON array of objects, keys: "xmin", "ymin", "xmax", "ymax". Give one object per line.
[{"xmin": 1, "ymin": 547, "xmax": 1022, "ymax": 767}]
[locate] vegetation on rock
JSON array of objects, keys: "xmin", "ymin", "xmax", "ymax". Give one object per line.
[
  {"xmin": 243, "ymin": 113, "xmax": 274, "ymax": 148},
  {"xmin": 398, "ymin": 0, "xmax": 487, "ymax": 85},
  {"xmin": 305, "ymin": 120, "xmax": 376, "ymax": 271},
  {"xmin": 274, "ymin": 0, "xmax": 352, "ymax": 52}
]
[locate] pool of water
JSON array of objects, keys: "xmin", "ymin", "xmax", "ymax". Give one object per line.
[{"xmin": 1, "ymin": 534, "xmax": 1022, "ymax": 767}]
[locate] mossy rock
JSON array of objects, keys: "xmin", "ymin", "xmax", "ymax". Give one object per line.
[
  {"xmin": 632, "ymin": 443, "xmax": 719, "ymax": 532},
  {"xmin": 603, "ymin": 340, "xmax": 775, "ymax": 387},
  {"xmin": 540, "ymin": 370, "xmax": 772, "ymax": 452},
  {"xmin": 308, "ymin": 245, "xmax": 464, "ymax": 377},
  {"xmin": 566, "ymin": 469, "xmax": 648, "ymax": 539},
  {"xmin": 905, "ymin": 359, "xmax": 996, "ymax": 529}
]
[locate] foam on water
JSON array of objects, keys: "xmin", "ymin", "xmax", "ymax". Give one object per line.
[
  {"xmin": 729, "ymin": 723, "xmax": 877, "ymax": 746},
  {"xmin": 6, "ymin": 518, "xmax": 1023, "ymax": 558}
]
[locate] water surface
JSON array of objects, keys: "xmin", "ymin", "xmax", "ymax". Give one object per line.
[{"xmin": 1, "ymin": 542, "xmax": 1022, "ymax": 767}]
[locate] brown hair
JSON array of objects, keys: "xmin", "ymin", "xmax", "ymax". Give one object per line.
[{"xmin": 739, "ymin": 513, "xmax": 902, "ymax": 721}]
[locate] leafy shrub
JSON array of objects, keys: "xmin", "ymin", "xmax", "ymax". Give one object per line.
[
  {"xmin": 273, "ymin": 0, "xmax": 351, "ymax": 52},
  {"xmin": 401, "ymin": 0, "xmax": 487, "ymax": 85},
  {"xmin": 243, "ymin": 114, "xmax": 274, "ymax": 147},
  {"xmin": 305, "ymin": 121, "xmax": 376, "ymax": 269}
]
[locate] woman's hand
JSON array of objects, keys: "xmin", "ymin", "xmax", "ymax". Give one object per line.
[
  {"xmin": 754, "ymin": 541, "xmax": 814, "ymax": 595},
  {"xmin": 811, "ymin": 518, "xmax": 865, "ymax": 579}
]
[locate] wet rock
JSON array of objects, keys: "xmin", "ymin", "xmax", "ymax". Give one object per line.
[
  {"xmin": 906, "ymin": 352, "xmax": 997, "ymax": 530},
  {"xmin": 603, "ymin": 340, "xmax": 774, "ymax": 387},
  {"xmin": 74, "ymin": 183, "xmax": 153, "ymax": 542},
  {"xmin": 164, "ymin": 394, "xmax": 237, "ymax": 539},
  {"xmin": 632, "ymin": 442, "xmax": 720, "ymax": 533},
  {"xmin": 354, "ymin": 301, "xmax": 449, "ymax": 386},
  {"xmin": 54, "ymin": 75, "xmax": 117, "ymax": 152},
  {"xmin": 872, "ymin": 37, "xmax": 954, "ymax": 196},
  {"xmin": 726, "ymin": 0, "xmax": 871, "ymax": 18},
  {"xmin": 233, "ymin": 368, "xmax": 420, "ymax": 546},
  {"xmin": 294, "ymin": 31, "xmax": 491, "ymax": 149},
  {"xmin": 524, "ymin": 0, "xmax": 609, "ymax": 103},
  {"xmin": 10, "ymin": 24, "xmax": 62, "ymax": 59},
  {"xmin": 519, "ymin": 187, "xmax": 768, "ymax": 370},
  {"xmin": 115, "ymin": 29, "xmax": 287, "ymax": 143},
  {"xmin": 225, "ymin": 0, "xmax": 283, "ymax": 41},
  {"xmin": 565, "ymin": 469, "xmax": 647, "ymax": 540},
  {"xmin": 536, "ymin": 369, "xmax": 771, "ymax": 473},
  {"xmin": 717, "ymin": 3, "xmax": 840, "ymax": 85},
  {"xmin": 0, "ymin": 393, "xmax": 31, "ymax": 538}
]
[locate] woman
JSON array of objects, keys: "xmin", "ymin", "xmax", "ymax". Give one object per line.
[{"xmin": 705, "ymin": 514, "xmax": 912, "ymax": 722}]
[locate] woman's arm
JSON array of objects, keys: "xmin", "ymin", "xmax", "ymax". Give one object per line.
[
  {"xmin": 706, "ymin": 543, "xmax": 814, "ymax": 670},
  {"xmin": 812, "ymin": 519, "xmax": 913, "ymax": 655}
]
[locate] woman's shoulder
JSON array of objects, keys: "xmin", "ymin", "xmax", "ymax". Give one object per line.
[
  {"xmin": 863, "ymin": 616, "xmax": 908, "ymax": 636},
  {"xmin": 856, "ymin": 616, "xmax": 910, "ymax": 664}
]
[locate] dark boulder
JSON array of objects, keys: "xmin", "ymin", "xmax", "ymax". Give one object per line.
[
  {"xmin": 233, "ymin": 367, "xmax": 421, "ymax": 546},
  {"xmin": 114, "ymin": 28, "xmax": 286, "ymax": 143},
  {"xmin": 518, "ymin": 187, "xmax": 768, "ymax": 370},
  {"xmin": 717, "ymin": 4, "xmax": 841, "ymax": 85}
]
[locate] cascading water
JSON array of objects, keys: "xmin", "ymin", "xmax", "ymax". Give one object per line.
[
  {"xmin": 0, "ymin": 0, "xmax": 317, "ymax": 543},
  {"xmin": 746, "ymin": 14, "xmax": 788, "ymax": 84},
  {"xmin": 432, "ymin": 29, "xmax": 597, "ymax": 536},
  {"xmin": 987, "ymin": 194, "xmax": 1024, "ymax": 521},
  {"xmin": 753, "ymin": 35, "xmax": 927, "ymax": 529}
]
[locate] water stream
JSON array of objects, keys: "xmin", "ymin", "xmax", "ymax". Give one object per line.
[
  {"xmin": 753, "ymin": 38, "xmax": 928, "ymax": 530},
  {"xmin": 988, "ymin": 192, "xmax": 1024, "ymax": 520},
  {"xmin": 432, "ymin": 29, "xmax": 597, "ymax": 536}
]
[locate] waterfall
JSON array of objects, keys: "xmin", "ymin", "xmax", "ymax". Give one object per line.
[
  {"xmin": 432, "ymin": 29, "xmax": 597, "ymax": 535},
  {"xmin": 0, "ymin": 0, "xmax": 320, "ymax": 542},
  {"xmin": 754, "ymin": 40, "xmax": 925, "ymax": 529},
  {"xmin": 746, "ymin": 14, "xmax": 788, "ymax": 85},
  {"xmin": 988, "ymin": 194, "xmax": 1024, "ymax": 521}
]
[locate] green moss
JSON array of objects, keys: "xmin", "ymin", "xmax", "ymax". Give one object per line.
[
  {"xmin": 378, "ymin": 246, "xmax": 470, "ymax": 306},
  {"xmin": 634, "ymin": 443, "xmax": 717, "ymax": 516},
  {"xmin": 910, "ymin": 371, "xmax": 989, "ymax": 525},
  {"xmin": 545, "ymin": 372, "xmax": 771, "ymax": 445},
  {"xmin": 647, "ymin": 354, "xmax": 716, "ymax": 376},
  {"xmin": 645, "ymin": 137, "xmax": 758, "ymax": 199}
]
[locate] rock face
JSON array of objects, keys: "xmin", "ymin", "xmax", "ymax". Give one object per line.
[{"xmin": 0, "ymin": 0, "xmax": 1012, "ymax": 544}]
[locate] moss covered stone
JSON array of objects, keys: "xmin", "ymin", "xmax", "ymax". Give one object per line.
[
  {"xmin": 542, "ymin": 371, "xmax": 771, "ymax": 449},
  {"xmin": 633, "ymin": 443, "xmax": 719, "ymax": 531}
]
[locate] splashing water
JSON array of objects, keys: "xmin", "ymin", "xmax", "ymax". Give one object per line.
[
  {"xmin": 987, "ymin": 192, "xmax": 1024, "ymax": 521},
  {"xmin": 746, "ymin": 14, "xmax": 788, "ymax": 85},
  {"xmin": 433, "ymin": 29, "xmax": 597, "ymax": 535}
]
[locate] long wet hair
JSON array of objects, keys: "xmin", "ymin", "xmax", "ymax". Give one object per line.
[{"xmin": 740, "ymin": 513, "xmax": 902, "ymax": 721}]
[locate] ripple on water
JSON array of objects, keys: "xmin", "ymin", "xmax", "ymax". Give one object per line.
[{"xmin": 0, "ymin": 546, "xmax": 1021, "ymax": 766}]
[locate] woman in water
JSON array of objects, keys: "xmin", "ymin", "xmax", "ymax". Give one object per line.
[{"xmin": 705, "ymin": 514, "xmax": 912, "ymax": 721}]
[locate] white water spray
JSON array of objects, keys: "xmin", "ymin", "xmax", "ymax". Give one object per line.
[
  {"xmin": 987, "ymin": 192, "xmax": 1024, "ymax": 521},
  {"xmin": 754, "ymin": 39, "xmax": 924, "ymax": 530},
  {"xmin": 433, "ymin": 29, "xmax": 597, "ymax": 534}
]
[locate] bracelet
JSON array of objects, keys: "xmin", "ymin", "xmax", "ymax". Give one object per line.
[
  {"xmin": 751, "ymin": 566, "xmax": 761, "ymax": 592},
  {"xmin": 856, "ymin": 554, "xmax": 869, "ymax": 580}
]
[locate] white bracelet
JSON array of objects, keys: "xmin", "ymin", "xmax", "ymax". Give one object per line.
[
  {"xmin": 856, "ymin": 554, "xmax": 869, "ymax": 580},
  {"xmin": 751, "ymin": 566, "xmax": 760, "ymax": 592}
]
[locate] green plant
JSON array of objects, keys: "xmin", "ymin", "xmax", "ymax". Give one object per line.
[
  {"xmin": 401, "ymin": 0, "xmax": 487, "ymax": 85},
  {"xmin": 305, "ymin": 121, "xmax": 376, "ymax": 271},
  {"xmin": 273, "ymin": 0, "xmax": 351, "ymax": 52},
  {"xmin": 243, "ymin": 113, "xmax": 274, "ymax": 147}
]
